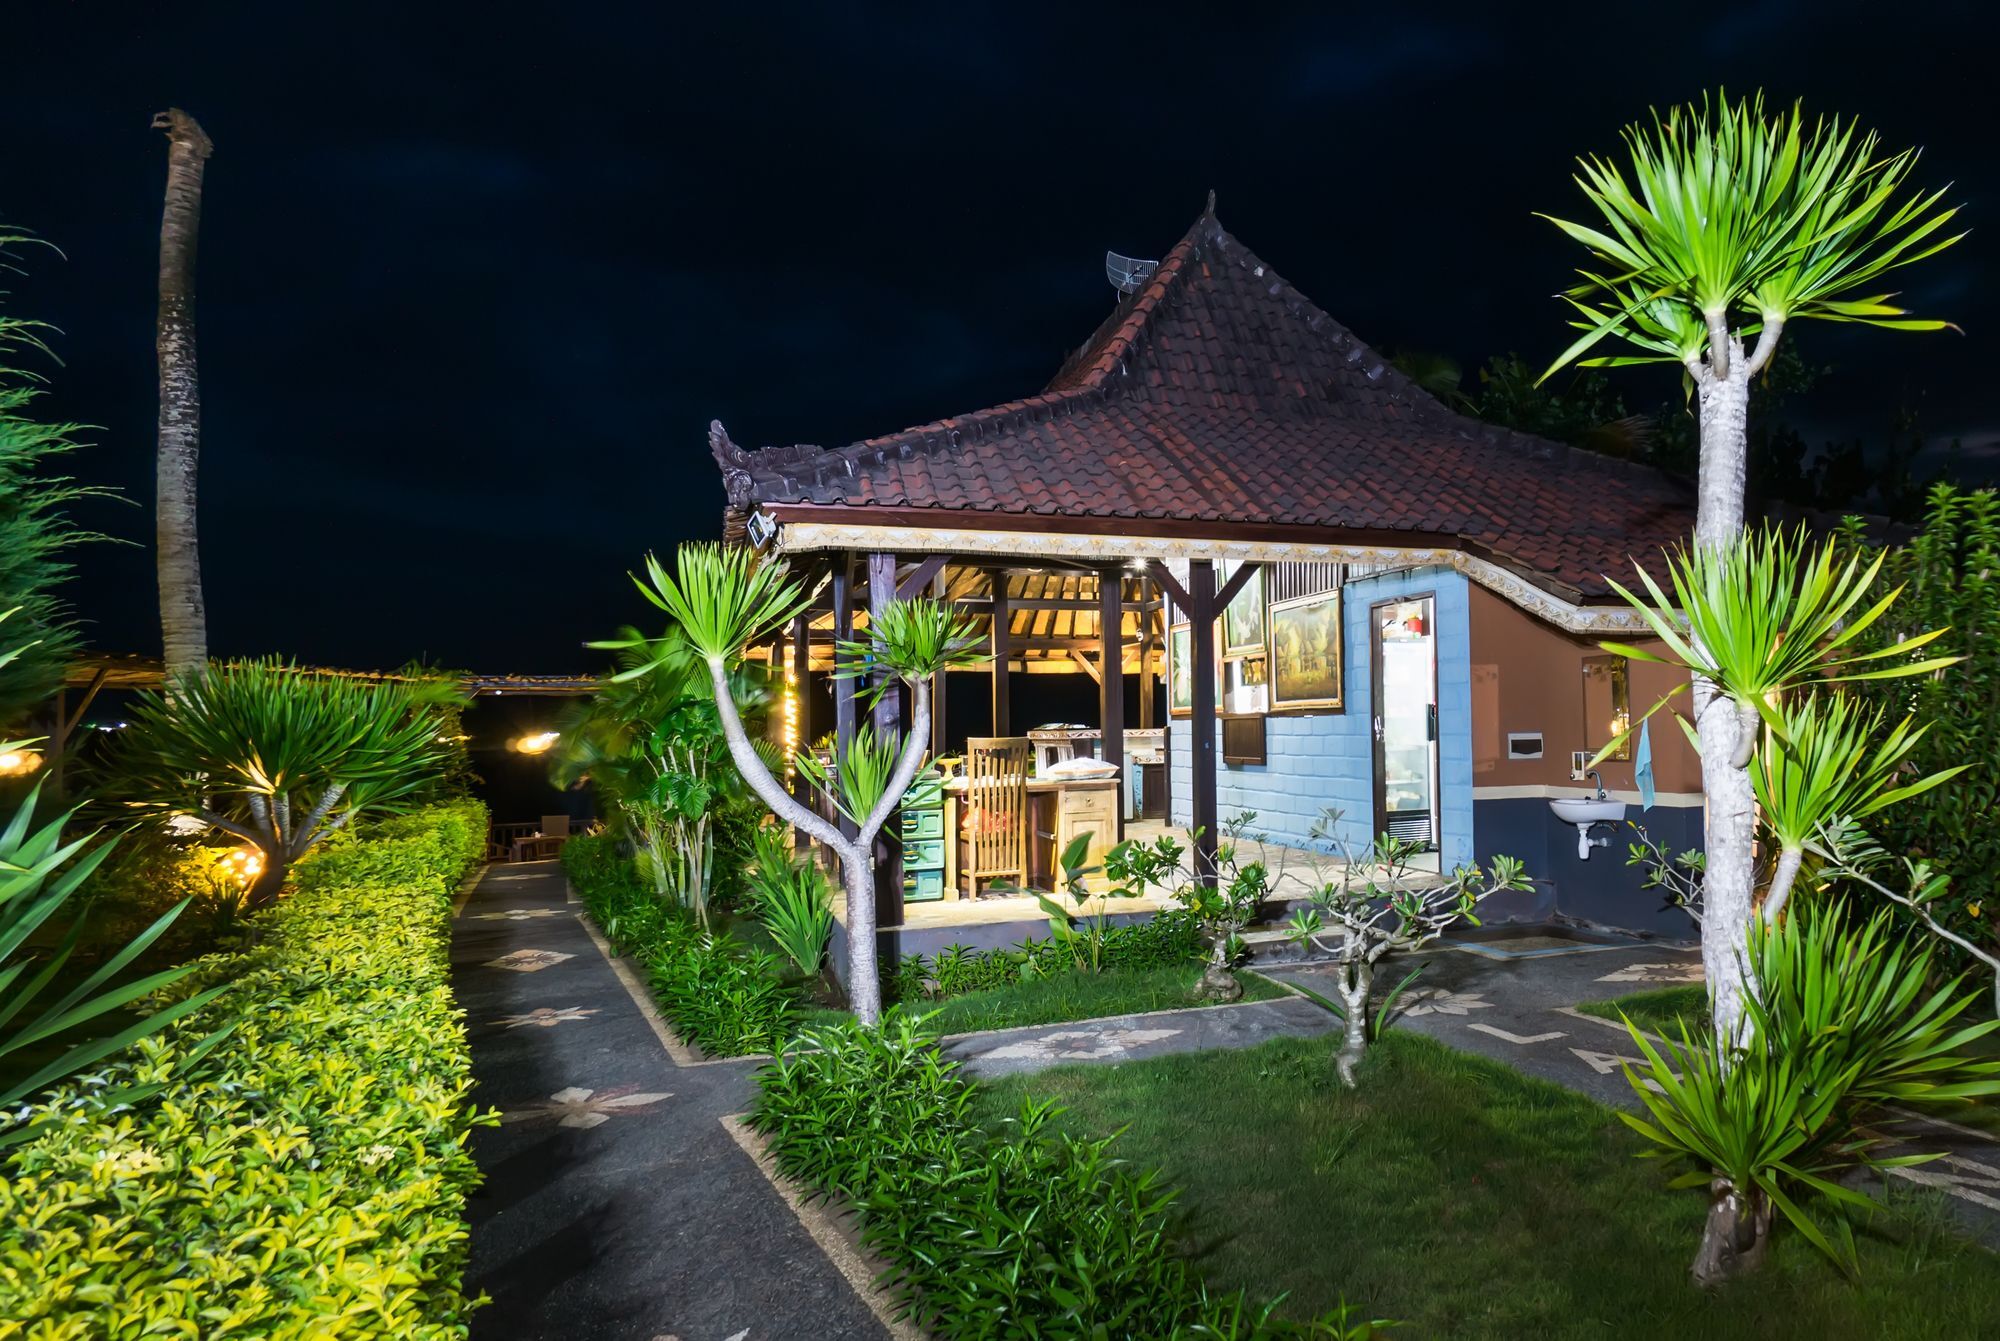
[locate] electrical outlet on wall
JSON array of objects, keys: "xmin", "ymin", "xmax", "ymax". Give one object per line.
[{"xmin": 1570, "ymin": 750, "xmax": 1589, "ymax": 781}]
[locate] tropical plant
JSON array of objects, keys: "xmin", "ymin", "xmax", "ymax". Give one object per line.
[
  {"xmin": 747, "ymin": 822, "xmax": 833, "ymax": 976},
  {"xmin": 1598, "ymin": 526, "xmax": 1955, "ymax": 1037},
  {"xmin": 613, "ymin": 544, "xmax": 987, "ymax": 1024},
  {"xmin": 1286, "ymin": 810, "xmax": 1531, "ymax": 1087},
  {"xmin": 0, "ymin": 237, "xmax": 113, "ymax": 733},
  {"xmin": 152, "ymin": 108, "xmax": 214, "ymax": 684},
  {"xmin": 0, "ymin": 802, "xmax": 492, "ymax": 1333},
  {"xmin": 1543, "ymin": 91, "xmax": 1963, "ymax": 1050},
  {"xmin": 1617, "ymin": 901, "xmax": 2000, "ymax": 1285},
  {"xmin": 1837, "ymin": 486, "xmax": 2000, "ymax": 976},
  {"xmin": 1103, "ymin": 814, "xmax": 1271, "ymax": 1002},
  {"xmin": 103, "ymin": 660, "xmax": 453, "ymax": 903}
]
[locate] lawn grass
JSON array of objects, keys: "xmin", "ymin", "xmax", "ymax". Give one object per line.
[
  {"xmin": 972, "ymin": 1031, "xmax": 2000, "ymax": 1340},
  {"xmin": 914, "ymin": 965, "xmax": 1288, "ymax": 1036},
  {"xmin": 1576, "ymin": 983, "xmax": 1709, "ymax": 1038}
]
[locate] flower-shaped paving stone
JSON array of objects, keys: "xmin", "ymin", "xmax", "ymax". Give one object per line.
[
  {"xmin": 1398, "ymin": 988, "xmax": 1493, "ymax": 1017},
  {"xmin": 502, "ymin": 1085, "xmax": 671, "ymax": 1129},
  {"xmin": 1595, "ymin": 960, "xmax": 1704, "ymax": 985},
  {"xmin": 492, "ymin": 1006, "xmax": 600, "ymax": 1029},
  {"xmin": 982, "ymin": 1027, "xmax": 1182, "ymax": 1063},
  {"xmin": 473, "ymin": 908, "xmax": 564, "ymax": 921},
  {"xmin": 484, "ymin": 948, "xmax": 575, "ymax": 973}
]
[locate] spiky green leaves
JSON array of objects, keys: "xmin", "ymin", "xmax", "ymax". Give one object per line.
[
  {"xmin": 1541, "ymin": 91, "xmax": 1963, "ymax": 380},
  {"xmin": 834, "ymin": 596, "xmax": 989, "ymax": 691},
  {"xmin": 1752, "ymin": 696, "xmax": 1964, "ymax": 857},
  {"xmin": 630, "ymin": 543, "xmax": 809, "ymax": 665}
]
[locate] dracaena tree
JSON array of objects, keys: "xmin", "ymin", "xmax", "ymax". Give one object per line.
[
  {"xmin": 1544, "ymin": 92, "xmax": 1963, "ymax": 1046},
  {"xmin": 619, "ymin": 544, "xmax": 985, "ymax": 1024},
  {"xmin": 105, "ymin": 660, "xmax": 453, "ymax": 904}
]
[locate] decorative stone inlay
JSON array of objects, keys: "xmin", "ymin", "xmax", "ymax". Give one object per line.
[
  {"xmin": 981, "ymin": 1026, "xmax": 1182, "ymax": 1063},
  {"xmin": 501, "ymin": 1085, "xmax": 671, "ymax": 1129},
  {"xmin": 484, "ymin": 948, "xmax": 575, "ymax": 973},
  {"xmin": 1595, "ymin": 959, "xmax": 1705, "ymax": 985},
  {"xmin": 473, "ymin": 907, "xmax": 564, "ymax": 921},
  {"xmin": 1398, "ymin": 988, "xmax": 1495, "ymax": 1017},
  {"xmin": 492, "ymin": 1006, "xmax": 600, "ymax": 1029}
]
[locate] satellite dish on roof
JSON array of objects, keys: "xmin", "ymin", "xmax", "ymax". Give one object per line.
[{"xmin": 1105, "ymin": 252, "xmax": 1158, "ymax": 295}]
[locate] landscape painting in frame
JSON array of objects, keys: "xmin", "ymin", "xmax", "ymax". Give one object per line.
[
  {"xmin": 1269, "ymin": 590, "xmax": 1343, "ymax": 710},
  {"xmin": 1167, "ymin": 623, "xmax": 1223, "ymax": 717},
  {"xmin": 1222, "ymin": 562, "xmax": 1265, "ymax": 654}
]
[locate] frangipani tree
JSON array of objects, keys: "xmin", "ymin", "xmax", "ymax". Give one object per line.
[
  {"xmin": 622, "ymin": 544, "xmax": 986, "ymax": 1024},
  {"xmin": 1545, "ymin": 92, "xmax": 1963, "ymax": 1045},
  {"xmin": 107, "ymin": 660, "xmax": 453, "ymax": 903}
]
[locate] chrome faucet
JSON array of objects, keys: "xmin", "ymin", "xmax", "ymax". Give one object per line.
[{"xmin": 1586, "ymin": 770, "xmax": 1606, "ymax": 800}]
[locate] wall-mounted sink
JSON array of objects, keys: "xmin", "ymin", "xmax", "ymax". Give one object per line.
[{"xmin": 1549, "ymin": 795, "xmax": 1627, "ymax": 859}]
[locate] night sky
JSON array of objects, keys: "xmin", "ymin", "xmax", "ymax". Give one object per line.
[{"xmin": 12, "ymin": 1, "xmax": 1997, "ymax": 675}]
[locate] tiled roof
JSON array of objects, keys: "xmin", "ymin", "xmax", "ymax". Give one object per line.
[{"xmin": 711, "ymin": 201, "xmax": 1695, "ymax": 600}]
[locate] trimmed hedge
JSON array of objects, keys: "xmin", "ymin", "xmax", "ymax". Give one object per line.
[
  {"xmin": 0, "ymin": 799, "xmax": 493, "ymax": 1338},
  {"xmin": 563, "ymin": 832, "xmax": 801, "ymax": 1055},
  {"xmin": 890, "ymin": 910, "xmax": 1208, "ymax": 1004},
  {"xmin": 751, "ymin": 1012, "xmax": 1382, "ymax": 1339}
]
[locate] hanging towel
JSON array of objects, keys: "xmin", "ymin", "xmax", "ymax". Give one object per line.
[{"xmin": 1635, "ymin": 719, "xmax": 1657, "ymax": 812}]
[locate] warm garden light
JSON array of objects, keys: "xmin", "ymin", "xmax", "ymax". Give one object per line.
[
  {"xmin": 513, "ymin": 730, "xmax": 559, "ymax": 755},
  {"xmin": 0, "ymin": 748, "xmax": 42, "ymax": 777},
  {"xmin": 225, "ymin": 845, "xmax": 265, "ymax": 886}
]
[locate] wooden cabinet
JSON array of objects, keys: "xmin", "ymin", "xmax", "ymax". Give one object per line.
[{"xmin": 1053, "ymin": 781, "xmax": 1120, "ymax": 893}]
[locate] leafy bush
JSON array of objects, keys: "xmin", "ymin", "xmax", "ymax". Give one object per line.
[
  {"xmin": 300, "ymin": 798, "xmax": 489, "ymax": 896},
  {"xmin": 890, "ymin": 907, "xmax": 1208, "ymax": 1004},
  {"xmin": 565, "ymin": 831, "xmax": 802, "ymax": 1055},
  {"xmin": 75, "ymin": 830, "xmax": 251, "ymax": 958},
  {"xmin": 1840, "ymin": 486, "xmax": 2000, "ymax": 970},
  {"xmin": 0, "ymin": 800, "xmax": 492, "ymax": 1335},
  {"xmin": 746, "ymin": 823, "xmax": 832, "ymax": 975},
  {"xmin": 751, "ymin": 1012, "xmax": 1383, "ymax": 1338}
]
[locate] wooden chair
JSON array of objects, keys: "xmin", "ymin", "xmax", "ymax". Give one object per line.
[{"xmin": 960, "ymin": 736, "xmax": 1032, "ymax": 896}]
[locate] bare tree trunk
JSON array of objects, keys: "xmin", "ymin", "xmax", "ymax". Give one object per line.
[
  {"xmin": 1691, "ymin": 1177, "xmax": 1771, "ymax": 1286},
  {"xmin": 1196, "ymin": 936, "xmax": 1242, "ymax": 1002},
  {"xmin": 153, "ymin": 109, "xmax": 213, "ymax": 685},
  {"xmin": 1692, "ymin": 360, "xmax": 1758, "ymax": 1047},
  {"xmin": 1334, "ymin": 960, "xmax": 1373, "ymax": 1088}
]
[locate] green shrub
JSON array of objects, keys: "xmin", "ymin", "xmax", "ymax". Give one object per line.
[
  {"xmin": 0, "ymin": 800, "xmax": 492, "ymax": 1337},
  {"xmin": 890, "ymin": 908, "xmax": 1207, "ymax": 1004},
  {"xmin": 301, "ymin": 798, "xmax": 489, "ymax": 897},
  {"xmin": 76, "ymin": 831, "xmax": 251, "ymax": 958},
  {"xmin": 564, "ymin": 832, "xmax": 803, "ymax": 1055},
  {"xmin": 751, "ymin": 1012, "xmax": 1382, "ymax": 1339}
]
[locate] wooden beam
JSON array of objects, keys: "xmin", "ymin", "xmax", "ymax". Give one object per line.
[
  {"xmin": 790, "ymin": 609, "xmax": 812, "ymax": 842},
  {"xmin": 1145, "ymin": 559, "xmax": 1191, "ymax": 612},
  {"xmin": 951, "ymin": 596, "xmax": 1163, "ymax": 613},
  {"xmin": 1217, "ymin": 560, "xmax": 1260, "ymax": 611},
  {"xmin": 1068, "ymin": 648, "xmax": 1102, "ymax": 684},
  {"xmin": 1098, "ymin": 567, "xmax": 1126, "ymax": 840},
  {"xmin": 1137, "ymin": 574, "xmax": 1155, "ymax": 731},
  {"xmin": 831, "ymin": 556, "xmax": 858, "ymax": 840},
  {"xmin": 895, "ymin": 554, "xmax": 947, "ymax": 602},
  {"xmin": 930, "ymin": 567, "xmax": 949, "ymax": 756},
  {"xmin": 989, "ymin": 569, "xmax": 1010, "ymax": 735}
]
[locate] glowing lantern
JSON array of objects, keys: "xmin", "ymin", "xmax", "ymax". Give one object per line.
[{"xmin": 224, "ymin": 845, "xmax": 266, "ymax": 888}]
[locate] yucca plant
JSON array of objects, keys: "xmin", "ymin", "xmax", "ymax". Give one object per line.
[
  {"xmin": 1597, "ymin": 526, "xmax": 1956, "ymax": 1040},
  {"xmin": 103, "ymin": 660, "xmax": 453, "ymax": 904},
  {"xmin": 613, "ymin": 544, "xmax": 987, "ymax": 1023},
  {"xmin": 747, "ymin": 823, "xmax": 833, "ymax": 977},
  {"xmin": 1750, "ymin": 696, "xmax": 1961, "ymax": 923},
  {"xmin": 1545, "ymin": 91, "xmax": 1964, "ymax": 1059},
  {"xmin": 0, "ymin": 620, "xmax": 226, "ymax": 1111},
  {"xmin": 1619, "ymin": 900, "xmax": 2000, "ymax": 1285}
]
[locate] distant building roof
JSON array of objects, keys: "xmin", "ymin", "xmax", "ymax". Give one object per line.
[{"xmin": 712, "ymin": 200, "xmax": 1697, "ymax": 602}]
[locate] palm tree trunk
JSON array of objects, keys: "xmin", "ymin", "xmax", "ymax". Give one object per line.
[
  {"xmin": 1692, "ymin": 357, "xmax": 1758, "ymax": 1046},
  {"xmin": 152, "ymin": 109, "xmax": 213, "ymax": 685}
]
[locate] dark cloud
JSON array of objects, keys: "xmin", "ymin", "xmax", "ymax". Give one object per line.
[{"xmin": 6, "ymin": 0, "xmax": 1995, "ymax": 673}]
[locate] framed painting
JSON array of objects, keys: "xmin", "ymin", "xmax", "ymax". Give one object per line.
[
  {"xmin": 1166, "ymin": 622, "xmax": 1223, "ymax": 717},
  {"xmin": 1268, "ymin": 590, "xmax": 1343, "ymax": 710},
  {"xmin": 1222, "ymin": 563, "xmax": 1265, "ymax": 655}
]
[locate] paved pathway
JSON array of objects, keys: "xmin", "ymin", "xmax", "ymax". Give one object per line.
[
  {"xmin": 944, "ymin": 994, "xmax": 1339, "ymax": 1078},
  {"xmin": 452, "ymin": 861, "xmax": 890, "ymax": 1341}
]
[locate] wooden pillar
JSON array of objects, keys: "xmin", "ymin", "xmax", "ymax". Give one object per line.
[
  {"xmin": 830, "ymin": 556, "xmax": 858, "ymax": 841},
  {"xmin": 988, "ymin": 569, "xmax": 1010, "ymax": 736},
  {"xmin": 790, "ymin": 609, "xmax": 812, "ymax": 849},
  {"xmin": 1098, "ymin": 566, "xmax": 1126, "ymax": 840},
  {"xmin": 1188, "ymin": 559, "xmax": 1219, "ymax": 882},
  {"xmin": 930, "ymin": 567, "xmax": 950, "ymax": 756},
  {"xmin": 866, "ymin": 551, "xmax": 904, "ymax": 930},
  {"xmin": 1137, "ymin": 580, "xmax": 1156, "ymax": 731}
]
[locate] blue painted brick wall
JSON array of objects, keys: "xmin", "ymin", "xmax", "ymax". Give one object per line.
[{"xmin": 1169, "ymin": 566, "xmax": 1473, "ymax": 867}]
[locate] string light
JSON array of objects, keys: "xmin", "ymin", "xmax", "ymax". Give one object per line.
[{"xmin": 782, "ymin": 663, "xmax": 800, "ymax": 782}]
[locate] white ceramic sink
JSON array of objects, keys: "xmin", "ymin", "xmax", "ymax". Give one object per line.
[
  {"xmin": 1550, "ymin": 795, "xmax": 1627, "ymax": 859},
  {"xmin": 1549, "ymin": 796, "xmax": 1627, "ymax": 826}
]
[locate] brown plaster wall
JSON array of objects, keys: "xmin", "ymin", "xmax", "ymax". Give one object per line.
[{"xmin": 1467, "ymin": 585, "xmax": 1700, "ymax": 794}]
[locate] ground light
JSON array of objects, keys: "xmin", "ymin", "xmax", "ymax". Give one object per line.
[
  {"xmin": 224, "ymin": 845, "xmax": 265, "ymax": 888},
  {"xmin": 512, "ymin": 730, "xmax": 559, "ymax": 755},
  {"xmin": 0, "ymin": 748, "xmax": 43, "ymax": 777}
]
